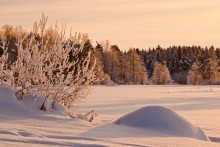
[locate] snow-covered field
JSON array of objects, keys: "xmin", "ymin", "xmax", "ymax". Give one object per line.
[{"xmin": 1, "ymin": 85, "xmax": 220, "ymax": 147}]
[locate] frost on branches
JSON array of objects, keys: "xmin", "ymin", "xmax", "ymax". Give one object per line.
[
  {"xmin": 151, "ymin": 62, "xmax": 173, "ymax": 85},
  {"xmin": 187, "ymin": 61, "xmax": 202, "ymax": 85},
  {"xmin": 125, "ymin": 49, "xmax": 149, "ymax": 85},
  {"xmin": 0, "ymin": 14, "xmax": 96, "ymax": 110},
  {"xmin": 187, "ymin": 48, "xmax": 220, "ymax": 85},
  {"xmin": 201, "ymin": 48, "xmax": 220, "ymax": 84}
]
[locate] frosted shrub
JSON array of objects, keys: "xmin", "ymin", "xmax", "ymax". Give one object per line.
[
  {"xmin": 0, "ymin": 14, "xmax": 96, "ymax": 110},
  {"xmin": 0, "ymin": 39, "xmax": 8, "ymax": 84}
]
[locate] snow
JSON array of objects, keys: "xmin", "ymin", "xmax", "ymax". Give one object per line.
[
  {"xmin": 0, "ymin": 86, "xmax": 25, "ymax": 115},
  {"xmin": 1, "ymin": 85, "xmax": 220, "ymax": 146},
  {"xmin": 52, "ymin": 102, "xmax": 68, "ymax": 114},
  {"xmin": 0, "ymin": 85, "xmax": 68, "ymax": 119},
  {"xmin": 114, "ymin": 106, "xmax": 209, "ymax": 141}
]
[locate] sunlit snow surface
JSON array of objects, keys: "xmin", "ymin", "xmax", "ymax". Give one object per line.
[
  {"xmin": 114, "ymin": 106, "xmax": 209, "ymax": 141},
  {"xmin": 1, "ymin": 85, "xmax": 220, "ymax": 146}
]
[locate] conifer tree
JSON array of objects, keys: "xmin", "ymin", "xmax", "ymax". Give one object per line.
[
  {"xmin": 102, "ymin": 41, "xmax": 124, "ymax": 84},
  {"xmin": 125, "ymin": 49, "xmax": 149, "ymax": 84},
  {"xmin": 201, "ymin": 47, "xmax": 220, "ymax": 84},
  {"xmin": 92, "ymin": 43, "xmax": 111, "ymax": 85}
]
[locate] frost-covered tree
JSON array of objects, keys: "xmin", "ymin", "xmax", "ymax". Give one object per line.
[
  {"xmin": 187, "ymin": 61, "xmax": 203, "ymax": 85},
  {"xmin": 0, "ymin": 25, "xmax": 18, "ymax": 66},
  {"xmin": 125, "ymin": 49, "xmax": 149, "ymax": 84},
  {"xmin": 102, "ymin": 41, "xmax": 124, "ymax": 84},
  {"xmin": 151, "ymin": 62, "xmax": 173, "ymax": 85},
  {"xmin": 0, "ymin": 25, "xmax": 14, "ymax": 45},
  {"xmin": 0, "ymin": 38, "xmax": 4, "ymax": 56},
  {"xmin": 91, "ymin": 42, "xmax": 112, "ymax": 85},
  {"xmin": 0, "ymin": 38, "xmax": 8, "ymax": 84},
  {"xmin": 201, "ymin": 47, "xmax": 220, "ymax": 84},
  {"xmin": 0, "ymin": 14, "xmax": 96, "ymax": 110}
]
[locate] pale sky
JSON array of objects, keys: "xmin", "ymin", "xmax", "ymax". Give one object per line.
[{"xmin": 1, "ymin": 0, "xmax": 220, "ymax": 50}]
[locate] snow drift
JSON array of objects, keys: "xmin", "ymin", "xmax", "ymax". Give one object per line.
[
  {"xmin": 0, "ymin": 85, "xmax": 68, "ymax": 117},
  {"xmin": 0, "ymin": 85, "xmax": 27, "ymax": 115},
  {"xmin": 114, "ymin": 106, "xmax": 209, "ymax": 141}
]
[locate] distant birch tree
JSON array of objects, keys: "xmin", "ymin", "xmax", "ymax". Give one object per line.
[
  {"xmin": 187, "ymin": 61, "xmax": 203, "ymax": 85},
  {"xmin": 151, "ymin": 62, "xmax": 173, "ymax": 85}
]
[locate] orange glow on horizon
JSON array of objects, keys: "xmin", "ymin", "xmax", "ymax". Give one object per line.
[{"xmin": 1, "ymin": 0, "xmax": 220, "ymax": 50}]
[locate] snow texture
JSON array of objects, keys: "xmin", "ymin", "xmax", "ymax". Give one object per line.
[
  {"xmin": 114, "ymin": 106, "xmax": 209, "ymax": 141},
  {"xmin": 1, "ymin": 85, "xmax": 220, "ymax": 146},
  {"xmin": 0, "ymin": 86, "xmax": 25, "ymax": 115},
  {"xmin": 0, "ymin": 85, "xmax": 68, "ymax": 118}
]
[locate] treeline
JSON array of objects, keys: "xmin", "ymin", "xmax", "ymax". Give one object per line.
[
  {"xmin": 92, "ymin": 42, "xmax": 220, "ymax": 85},
  {"xmin": 140, "ymin": 45, "xmax": 220, "ymax": 84},
  {"xmin": 1, "ymin": 25, "xmax": 220, "ymax": 85}
]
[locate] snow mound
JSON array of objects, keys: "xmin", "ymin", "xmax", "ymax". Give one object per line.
[
  {"xmin": 0, "ymin": 85, "xmax": 68, "ymax": 118},
  {"xmin": 0, "ymin": 86, "xmax": 25, "ymax": 115},
  {"xmin": 53, "ymin": 102, "xmax": 68, "ymax": 114},
  {"xmin": 114, "ymin": 106, "xmax": 209, "ymax": 141},
  {"xmin": 0, "ymin": 85, "xmax": 17, "ymax": 101}
]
